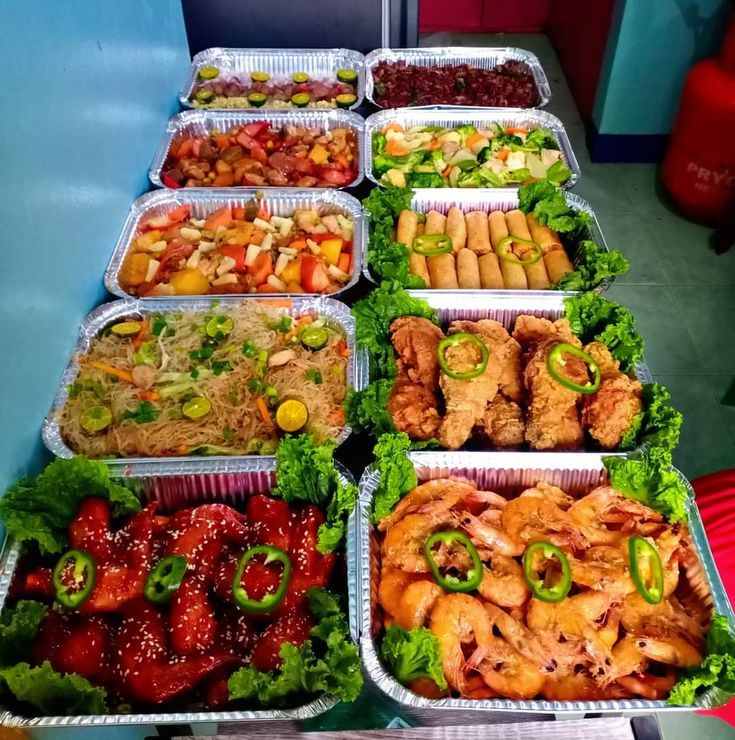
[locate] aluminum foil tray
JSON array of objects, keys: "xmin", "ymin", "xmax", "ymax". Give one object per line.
[
  {"xmin": 104, "ymin": 188, "xmax": 366, "ymax": 299},
  {"xmin": 363, "ymin": 107, "xmax": 579, "ymax": 189},
  {"xmin": 42, "ymin": 296, "xmax": 366, "ymax": 462},
  {"xmin": 0, "ymin": 458, "xmax": 358, "ymax": 726},
  {"xmin": 362, "ymin": 188, "xmax": 610, "ymax": 295},
  {"xmin": 179, "ymin": 47, "xmax": 365, "ymax": 111},
  {"xmin": 364, "ymin": 47, "xmax": 551, "ymax": 109},
  {"xmin": 149, "ymin": 109, "xmax": 365, "ymax": 190},
  {"xmin": 355, "ymin": 451, "xmax": 734, "ymax": 713}
]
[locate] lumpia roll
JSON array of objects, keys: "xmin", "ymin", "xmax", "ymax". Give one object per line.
[
  {"xmin": 446, "ymin": 207, "xmax": 467, "ymax": 252},
  {"xmin": 478, "ymin": 252, "xmax": 504, "ymax": 289},
  {"xmin": 543, "ymin": 248, "xmax": 575, "ymax": 284},
  {"xmin": 526, "ymin": 213, "xmax": 574, "ymax": 282},
  {"xmin": 465, "ymin": 211, "xmax": 492, "ymax": 255},
  {"xmin": 456, "ymin": 248, "xmax": 481, "ymax": 288},
  {"xmin": 428, "ymin": 254, "xmax": 458, "ymax": 289},
  {"xmin": 424, "ymin": 210, "xmax": 447, "ymax": 236},
  {"xmin": 489, "ymin": 211, "xmax": 526, "ymax": 290},
  {"xmin": 506, "ymin": 209, "xmax": 551, "ymax": 290},
  {"xmin": 526, "ymin": 214, "xmax": 562, "ymax": 254},
  {"xmin": 397, "ymin": 210, "xmax": 418, "ymax": 246}
]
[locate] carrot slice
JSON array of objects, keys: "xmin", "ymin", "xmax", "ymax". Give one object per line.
[
  {"xmin": 256, "ymin": 397, "xmax": 273, "ymax": 426},
  {"xmin": 88, "ymin": 361, "xmax": 134, "ymax": 384},
  {"xmin": 385, "ymin": 139, "xmax": 409, "ymax": 156},
  {"xmin": 204, "ymin": 206, "xmax": 233, "ymax": 232},
  {"xmin": 466, "ymin": 132, "xmax": 486, "ymax": 150},
  {"xmin": 132, "ymin": 320, "xmax": 150, "ymax": 349},
  {"xmin": 496, "ymin": 148, "xmax": 510, "ymax": 162},
  {"xmin": 505, "ymin": 126, "xmax": 527, "ymax": 135},
  {"xmin": 137, "ymin": 389, "xmax": 160, "ymax": 402},
  {"xmin": 383, "ymin": 123, "xmax": 404, "ymax": 134}
]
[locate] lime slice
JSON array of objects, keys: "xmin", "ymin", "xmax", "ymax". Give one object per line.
[
  {"xmin": 337, "ymin": 68, "xmax": 357, "ymax": 84},
  {"xmin": 182, "ymin": 396, "xmax": 212, "ymax": 420},
  {"xmin": 251, "ymin": 71, "xmax": 270, "ymax": 83},
  {"xmin": 198, "ymin": 66, "xmax": 219, "ymax": 80},
  {"xmin": 275, "ymin": 399, "xmax": 309, "ymax": 433},
  {"xmin": 292, "ymin": 72, "xmax": 309, "ymax": 84},
  {"xmin": 248, "ymin": 92, "xmax": 267, "ymax": 108},
  {"xmin": 195, "ymin": 89, "xmax": 215, "ymax": 104},
  {"xmin": 80, "ymin": 405, "xmax": 112, "ymax": 434},
  {"xmin": 111, "ymin": 321, "xmax": 142, "ymax": 336},
  {"xmin": 335, "ymin": 93, "xmax": 357, "ymax": 109},
  {"xmin": 206, "ymin": 315, "xmax": 234, "ymax": 338},
  {"xmin": 291, "ymin": 92, "xmax": 310, "ymax": 107}
]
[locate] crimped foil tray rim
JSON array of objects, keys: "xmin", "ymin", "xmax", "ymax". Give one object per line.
[
  {"xmin": 0, "ymin": 457, "xmax": 358, "ymax": 726},
  {"xmin": 42, "ymin": 296, "xmax": 361, "ymax": 462},
  {"xmin": 361, "ymin": 187, "xmax": 611, "ymax": 294},
  {"xmin": 103, "ymin": 188, "xmax": 366, "ymax": 299},
  {"xmin": 179, "ymin": 47, "xmax": 366, "ymax": 111},
  {"xmin": 364, "ymin": 46, "xmax": 551, "ymax": 109},
  {"xmin": 149, "ymin": 109, "xmax": 366, "ymax": 190},
  {"xmin": 354, "ymin": 454, "xmax": 734, "ymax": 713},
  {"xmin": 362, "ymin": 107, "xmax": 580, "ymax": 190}
]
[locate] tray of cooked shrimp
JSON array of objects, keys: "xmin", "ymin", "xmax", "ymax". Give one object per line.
[
  {"xmin": 356, "ymin": 447, "xmax": 735, "ymax": 711},
  {"xmin": 348, "ymin": 288, "xmax": 683, "ymax": 454}
]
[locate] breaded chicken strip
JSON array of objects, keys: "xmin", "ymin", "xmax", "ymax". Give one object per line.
[
  {"xmin": 388, "ymin": 380, "xmax": 441, "ymax": 441},
  {"xmin": 390, "ymin": 317, "xmax": 444, "ymax": 388},
  {"xmin": 481, "ymin": 395, "xmax": 525, "ymax": 447}
]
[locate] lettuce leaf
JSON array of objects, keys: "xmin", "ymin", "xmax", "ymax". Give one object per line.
[
  {"xmin": 228, "ymin": 588, "xmax": 362, "ymax": 704},
  {"xmin": 381, "ymin": 625, "xmax": 447, "ymax": 690},
  {"xmin": 603, "ymin": 447, "xmax": 688, "ymax": 523},
  {"xmin": 273, "ymin": 435, "xmax": 357, "ymax": 553},
  {"xmin": 620, "ymin": 382, "xmax": 683, "ymax": 452},
  {"xmin": 345, "ymin": 380, "xmax": 397, "ymax": 437},
  {"xmin": 0, "ymin": 661, "xmax": 107, "ymax": 715},
  {"xmin": 371, "ymin": 433, "xmax": 418, "ymax": 524},
  {"xmin": 517, "ymin": 181, "xmax": 591, "ymax": 235},
  {"xmin": 0, "ymin": 600, "xmax": 47, "ymax": 667},
  {"xmin": 0, "ymin": 456, "xmax": 141, "ymax": 555},
  {"xmin": 564, "ymin": 292, "xmax": 644, "ymax": 372},
  {"xmin": 352, "ymin": 285, "xmax": 437, "ymax": 378},
  {"xmin": 554, "ymin": 240, "xmax": 630, "ymax": 292},
  {"xmin": 668, "ymin": 615, "xmax": 735, "ymax": 706}
]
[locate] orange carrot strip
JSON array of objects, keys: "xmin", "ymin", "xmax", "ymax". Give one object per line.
[
  {"xmin": 88, "ymin": 361, "xmax": 134, "ymax": 383},
  {"xmin": 132, "ymin": 320, "xmax": 150, "ymax": 349},
  {"xmin": 137, "ymin": 389, "xmax": 160, "ymax": 402},
  {"xmin": 496, "ymin": 148, "xmax": 510, "ymax": 162},
  {"xmin": 256, "ymin": 397, "xmax": 273, "ymax": 426},
  {"xmin": 259, "ymin": 298, "xmax": 293, "ymax": 308}
]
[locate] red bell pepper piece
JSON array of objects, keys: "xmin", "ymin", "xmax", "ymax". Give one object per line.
[
  {"xmin": 248, "ymin": 251, "xmax": 274, "ymax": 286},
  {"xmin": 245, "ymin": 495, "xmax": 292, "ymax": 551},
  {"xmin": 250, "ymin": 609, "xmax": 314, "ymax": 672},
  {"xmin": 116, "ymin": 600, "xmax": 236, "ymax": 704},
  {"xmin": 169, "ymin": 577, "xmax": 217, "ymax": 656},
  {"xmin": 218, "ymin": 245, "xmax": 246, "ymax": 273},
  {"xmin": 301, "ymin": 255, "xmax": 331, "ymax": 293},
  {"xmin": 161, "ymin": 172, "xmax": 182, "ymax": 189}
]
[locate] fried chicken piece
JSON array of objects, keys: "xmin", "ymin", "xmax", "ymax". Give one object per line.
[
  {"xmin": 581, "ymin": 342, "xmax": 643, "ymax": 449},
  {"xmin": 512, "ymin": 315, "xmax": 580, "ymax": 364},
  {"xmin": 438, "ymin": 320, "xmax": 511, "ymax": 450},
  {"xmin": 390, "ymin": 317, "xmax": 444, "ymax": 388},
  {"xmin": 524, "ymin": 338, "xmax": 588, "ymax": 450},
  {"xmin": 388, "ymin": 380, "xmax": 441, "ymax": 441},
  {"xmin": 481, "ymin": 395, "xmax": 525, "ymax": 448}
]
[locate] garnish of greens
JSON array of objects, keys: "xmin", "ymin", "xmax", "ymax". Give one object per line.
[
  {"xmin": 370, "ymin": 433, "xmax": 421, "ymax": 524},
  {"xmin": 381, "ymin": 625, "xmax": 447, "ymax": 691},
  {"xmin": 272, "ymin": 434, "xmax": 357, "ymax": 553},
  {"xmin": 228, "ymin": 587, "xmax": 362, "ymax": 703}
]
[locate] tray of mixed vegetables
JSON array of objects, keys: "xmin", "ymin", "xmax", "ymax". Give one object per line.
[
  {"xmin": 181, "ymin": 47, "xmax": 364, "ymax": 111},
  {"xmin": 151, "ymin": 110, "xmax": 364, "ymax": 190},
  {"xmin": 106, "ymin": 189, "xmax": 363, "ymax": 298},
  {"xmin": 364, "ymin": 108, "xmax": 578, "ymax": 189}
]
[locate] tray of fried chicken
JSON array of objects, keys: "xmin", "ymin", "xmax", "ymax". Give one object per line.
[
  {"xmin": 348, "ymin": 288, "xmax": 682, "ymax": 455},
  {"xmin": 356, "ymin": 446, "xmax": 734, "ymax": 711}
]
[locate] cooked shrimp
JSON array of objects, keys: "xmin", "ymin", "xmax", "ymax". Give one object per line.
[
  {"xmin": 519, "ymin": 481, "xmax": 575, "ymax": 510},
  {"xmin": 635, "ymin": 634, "xmax": 703, "ymax": 668},
  {"xmin": 463, "ymin": 489, "xmax": 508, "ymax": 510},
  {"xmin": 569, "ymin": 545, "xmax": 635, "ymax": 598},
  {"xmin": 501, "ymin": 496, "xmax": 589, "ymax": 552},
  {"xmin": 379, "ymin": 566, "xmax": 426, "ymax": 616},
  {"xmin": 430, "ymin": 593, "xmax": 494, "ymax": 694},
  {"xmin": 395, "ymin": 580, "xmax": 443, "ymax": 630},
  {"xmin": 622, "ymin": 592, "xmax": 706, "ymax": 646},
  {"xmin": 617, "ymin": 671, "xmax": 677, "ymax": 700},
  {"xmin": 544, "ymin": 672, "xmax": 626, "ymax": 701},
  {"xmin": 378, "ymin": 479, "xmax": 476, "ymax": 532},
  {"xmin": 459, "ymin": 511, "xmax": 522, "ymax": 557},
  {"xmin": 467, "ymin": 636, "xmax": 546, "ymax": 700},
  {"xmin": 477, "ymin": 553, "xmax": 529, "ymax": 608},
  {"xmin": 606, "ymin": 635, "xmax": 648, "ymax": 682},
  {"xmin": 382, "ymin": 507, "xmax": 453, "ymax": 572},
  {"xmin": 484, "ymin": 603, "xmax": 555, "ymax": 671},
  {"xmin": 463, "ymin": 674, "xmax": 497, "ymax": 700}
]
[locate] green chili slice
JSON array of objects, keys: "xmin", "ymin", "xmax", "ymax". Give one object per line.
[
  {"xmin": 145, "ymin": 555, "xmax": 187, "ymax": 604},
  {"xmin": 523, "ymin": 541, "xmax": 571, "ymax": 603},
  {"xmin": 53, "ymin": 550, "xmax": 96, "ymax": 609},
  {"xmin": 497, "ymin": 235, "xmax": 543, "ymax": 265},
  {"xmin": 546, "ymin": 342, "xmax": 601, "ymax": 395},
  {"xmin": 437, "ymin": 332, "xmax": 489, "ymax": 380},
  {"xmin": 423, "ymin": 530, "xmax": 483, "ymax": 593},
  {"xmin": 629, "ymin": 536, "xmax": 664, "ymax": 605},
  {"xmin": 232, "ymin": 545, "xmax": 292, "ymax": 613},
  {"xmin": 412, "ymin": 234, "xmax": 452, "ymax": 256}
]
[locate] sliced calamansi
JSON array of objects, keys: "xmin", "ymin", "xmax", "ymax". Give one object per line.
[
  {"xmin": 275, "ymin": 399, "xmax": 309, "ymax": 433},
  {"xmin": 80, "ymin": 405, "xmax": 112, "ymax": 434},
  {"xmin": 182, "ymin": 396, "xmax": 212, "ymax": 420},
  {"xmin": 198, "ymin": 66, "xmax": 219, "ymax": 80},
  {"xmin": 206, "ymin": 315, "xmax": 234, "ymax": 338},
  {"xmin": 111, "ymin": 321, "xmax": 142, "ymax": 337}
]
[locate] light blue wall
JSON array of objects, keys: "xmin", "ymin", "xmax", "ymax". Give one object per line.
[
  {"xmin": 594, "ymin": 0, "xmax": 730, "ymax": 135},
  {"xmin": 0, "ymin": 1, "xmax": 190, "ymax": 491}
]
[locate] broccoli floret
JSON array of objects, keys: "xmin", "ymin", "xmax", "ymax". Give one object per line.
[{"xmin": 406, "ymin": 172, "xmax": 445, "ymax": 188}]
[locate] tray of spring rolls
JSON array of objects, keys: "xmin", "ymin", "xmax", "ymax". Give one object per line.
[
  {"xmin": 362, "ymin": 183, "xmax": 629, "ymax": 294},
  {"xmin": 364, "ymin": 47, "xmax": 551, "ymax": 109},
  {"xmin": 348, "ymin": 288, "xmax": 683, "ymax": 454},
  {"xmin": 364, "ymin": 107, "xmax": 579, "ymax": 190},
  {"xmin": 356, "ymin": 447, "xmax": 735, "ymax": 711},
  {"xmin": 0, "ymin": 442, "xmax": 362, "ymax": 725},
  {"xmin": 42, "ymin": 295, "xmax": 364, "ymax": 462}
]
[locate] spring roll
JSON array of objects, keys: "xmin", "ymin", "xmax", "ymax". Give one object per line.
[
  {"xmin": 465, "ymin": 211, "xmax": 492, "ymax": 255},
  {"xmin": 428, "ymin": 254, "xmax": 458, "ymax": 289},
  {"xmin": 446, "ymin": 207, "xmax": 467, "ymax": 252},
  {"xmin": 505, "ymin": 209, "xmax": 551, "ymax": 289},
  {"xmin": 397, "ymin": 209, "xmax": 431, "ymax": 287},
  {"xmin": 424, "ymin": 210, "xmax": 447, "ymax": 236},
  {"xmin": 478, "ymin": 253, "xmax": 504, "ymax": 289},
  {"xmin": 416, "ymin": 223, "xmax": 425, "ymax": 236},
  {"xmin": 526, "ymin": 214, "xmax": 574, "ymax": 283},
  {"xmin": 488, "ymin": 210, "xmax": 527, "ymax": 290},
  {"xmin": 456, "ymin": 248, "xmax": 481, "ymax": 288}
]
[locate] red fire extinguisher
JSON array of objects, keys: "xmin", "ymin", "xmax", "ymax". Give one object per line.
[{"xmin": 662, "ymin": 14, "xmax": 735, "ymax": 224}]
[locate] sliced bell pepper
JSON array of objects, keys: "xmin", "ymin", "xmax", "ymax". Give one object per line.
[
  {"xmin": 320, "ymin": 237, "xmax": 343, "ymax": 266},
  {"xmin": 232, "ymin": 545, "xmax": 292, "ymax": 613},
  {"xmin": 546, "ymin": 343, "xmax": 601, "ymax": 395},
  {"xmin": 204, "ymin": 206, "xmax": 233, "ymax": 232},
  {"xmin": 301, "ymin": 254, "xmax": 330, "ymax": 292},
  {"xmin": 423, "ymin": 530, "xmax": 483, "ymax": 593},
  {"xmin": 629, "ymin": 536, "xmax": 664, "ymax": 604},
  {"xmin": 249, "ymin": 251, "xmax": 274, "ymax": 286},
  {"xmin": 523, "ymin": 541, "xmax": 571, "ymax": 603}
]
